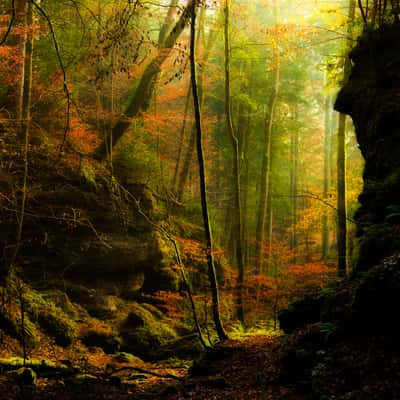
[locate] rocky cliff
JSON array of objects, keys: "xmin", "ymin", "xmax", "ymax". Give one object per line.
[
  {"xmin": 335, "ymin": 24, "xmax": 400, "ymax": 271},
  {"xmin": 0, "ymin": 122, "xmax": 186, "ymax": 359}
]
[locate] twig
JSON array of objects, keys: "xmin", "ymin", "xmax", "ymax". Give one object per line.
[
  {"xmin": 31, "ymin": 0, "xmax": 71, "ymax": 156},
  {"xmin": 358, "ymin": 0, "xmax": 367, "ymax": 23},
  {"xmin": 273, "ymin": 191, "xmax": 356, "ymax": 223},
  {"xmin": 0, "ymin": 204, "xmax": 112, "ymax": 248},
  {"xmin": 0, "ymin": 0, "xmax": 15, "ymax": 46},
  {"xmin": 118, "ymin": 182, "xmax": 209, "ymax": 349}
]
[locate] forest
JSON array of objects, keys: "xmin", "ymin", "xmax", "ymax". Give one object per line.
[{"xmin": 0, "ymin": 0, "xmax": 399, "ymax": 399}]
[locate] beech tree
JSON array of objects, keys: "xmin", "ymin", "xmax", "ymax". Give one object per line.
[
  {"xmin": 95, "ymin": 0, "xmax": 195, "ymax": 160},
  {"xmin": 223, "ymin": 0, "xmax": 245, "ymax": 322},
  {"xmin": 255, "ymin": 0, "xmax": 280, "ymax": 272},
  {"xmin": 337, "ymin": 0, "xmax": 356, "ymax": 277},
  {"xmin": 189, "ymin": 0, "xmax": 227, "ymax": 341}
]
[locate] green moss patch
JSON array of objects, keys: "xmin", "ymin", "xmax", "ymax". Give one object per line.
[
  {"xmin": 119, "ymin": 303, "xmax": 178, "ymax": 360},
  {"xmin": 81, "ymin": 329, "xmax": 121, "ymax": 354},
  {"xmin": 24, "ymin": 289, "xmax": 78, "ymax": 347}
]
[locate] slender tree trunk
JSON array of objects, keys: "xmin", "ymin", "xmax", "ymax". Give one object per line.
[
  {"xmin": 290, "ymin": 105, "xmax": 299, "ymax": 261},
  {"xmin": 337, "ymin": 113, "xmax": 347, "ymax": 276},
  {"xmin": 238, "ymin": 102, "xmax": 251, "ymax": 267},
  {"xmin": 224, "ymin": 0, "xmax": 245, "ymax": 323},
  {"xmin": 18, "ymin": 0, "xmax": 33, "ymax": 139},
  {"xmin": 255, "ymin": 0, "xmax": 280, "ymax": 272},
  {"xmin": 11, "ymin": 0, "xmax": 33, "ymax": 272},
  {"xmin": 174, "ymin": 8, "xmax": 217, "ymax": 202},
  {"xmin": 158, "ymin": 0, "xmax": 179, "ymax": 45},
  {"xmin": 337, "ymin": 0, "xmax": 356, "ymax": 277},
  {"xmin": 95, "ymin": 0, "xmax": 195, "ymax": 159},
  {"xmin": 8, "ymin": 0, "xmax": 26, "ymax": 117},
  {"xmin": 266, "ymin": 171, "xmax": 274, "ymax": 275},
  {"xmin": 171, "ymin": 85, "xmax": 191, "ymax": 195},
  {"xmin": 322, "ymin": 90, "xmax": 332, "ymax": 259},
  {"xmin": 189, "ymin": 2, "xmax": 227, "ymax": 341},
  {"xmin": 176, "ymin": 128, "xmax": 196, "ymax": 202}
]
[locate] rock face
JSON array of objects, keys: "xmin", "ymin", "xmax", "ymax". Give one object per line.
[
  {"xmin": 18, "ymin": 174, "xmax": 178, "ymax": 295},
  {"xmin": 335, "ymin": 24, "xmax": 400, "ymax": 271},
  {"xmin": 0, "ymin": 129, "xmax": 182, "ymax": 356},
  {"xmin": 278, "ymin": 26, "xmax": 400, "ymax": 398}
]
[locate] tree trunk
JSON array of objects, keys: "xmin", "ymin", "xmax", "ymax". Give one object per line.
[
  {"xmin": 337, "ymin": 0, "xmax": 356, "ymax": 277},
  {"xmin": 255, "ymin": 0, "xmax": 280, "ymax": 272},
  {"xmin": 189, "ymin": 2, "xmax": 228, "ymax": 341},
  {"xmin": 95, "ymin": 0, "xmax": 195, "ymax": 160},
  {"xmin": 158, "ymin": 0, "xmax": 179, "ymax": 45},
  {"xmin": 11, "ymin": 0, "xmax": 33, "ymax": 272},
  {"xmin": 224, "ymin": 0, "xmax": 245, "ymax": 323},
  {"xmin": 266, "ymin": 167, "xmax": 274, "ymax": 275},
  {"xmin": 337, "ymin": 113, "xmax": 347, "ymax": 277},
  {"xmin": 322, "ymin": 90, "xmax": 332, "ymax": 259},
  {"xmin": 174, "ymin": 8, "xmax": 217, "ymax": 202},
  {"xmin": 171, "ymin": 85, "xmax": 191, "ymax": 196},
  {"xmin": 290, "ymin": 105, "xmax": 299, "ymax": 261}
]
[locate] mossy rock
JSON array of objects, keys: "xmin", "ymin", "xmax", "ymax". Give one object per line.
[
  {"xmin": 0, "ymin": 308, "xmax": 39, "ymax": 348},
  {"xmin": 351, "ymin": 256, "xmax": 400, "ymax": 332},
  {"xmin": 85, "ymin": 295, "xmax": 120, "ymax": 320},
  {"xmin": 119, "ymin": 303, "xmax": 177, "ymax": 360},
  {"xmin": 73, "ymin": 373, "xmax": 98, "ymax": 383},
  {"xmin": 81, "ymin": 330, "xmax": 121, "ymax": 354},
  {"xmin": 0, "ymin": 358, "xmax": 72, "ymax": 374},
  {"xmin": 278, "ymin": 292, "xmax": 323, "ymax": 334},
  {"xmin": 280, "ymin": 323, "xmax": 328, "ymax": 385},
  {"xmin": 42, "ymin": 290, "xmax": 78, "ymax": 318},
  {"xmin": 158, "ymin": 334, "xmax": 205, "ymax": 360},
  {"xmin": 7, "ymin": 367, "xmax": 37, "ymax": 386},
  {"xmin": 112, "ymin": 352, "xmax": 143, "ymax": 364},
  {"xmin": 36, "ymin": 307, "xmax": 77, "ymax": 347},
  {"xmin": 64, "ymin": 283, "xmax": 95, "ymax": 305},
  {"xmin": 25, "ymin": 290, "xmax": 77, "ymax": 347}
]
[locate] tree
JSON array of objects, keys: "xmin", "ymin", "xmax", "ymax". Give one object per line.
[
  {"xmin": 290, "ymin": 105, "xmax": 299, "ymax": 260},
  {"xmin": 173, "ymin": 4, "xmax": 218, "ymax": 202},
  {"xmin": 255, "ymin": 0, "xmax": 280, "ymax": 272},
  {"xmin": 322, "ymin": 89, "xmax": 332, "ymax": 259},
  {"xmin": 223, "ymin": 0, "xmax": 245, "ymax": 323},
  {"xmin": 95, "ymin": 0, "xmax": 195, "ymax": 160},
  {"xmin": 10, "ymin": 0, "xmax": 33, "ymax": 273},
  {"xmin": 337, "ymin": 0, "xmax": 356, "ymax": 277},
  {"xmin": 189, "ymin": 1, "xmax": 228, "ymax": 341}
]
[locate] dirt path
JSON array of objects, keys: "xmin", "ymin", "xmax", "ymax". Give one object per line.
[{"xmin": 161, "ymin": 334, "xmax": 305, "ymax": 400}]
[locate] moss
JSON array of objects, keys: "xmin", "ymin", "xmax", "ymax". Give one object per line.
[
  {"xmin": 0, "ymin": 294, "xmax": 40, "ymax": 348},
  {"xmin": 112, "ymin": 352, "xmax": 142, "ymax": 363},
  {"xmin": 24, "ymin": 289, "xmax": 78, "ymax": 347},
  {"xmin": 119, "ymin": 303, "xmax": 177, "ymax": 360},
  {"xmin": 81, "ymin": 329, "xmax": 121, "ymax": 354},
  {"xmin": 0, "ymin": 357, "xmax": 71, "ymax": 373},
  {"xmin": 42, "ymin": 290, "xmax": 78, "ymax": 318},
  {"xmin": 37, "ymin": 307, "xmax": 77, "ymax": 347},
  {"xmin": 158, "ymin": 334, "xmax": 205, "ymax": 360},
  {"xmin": 73, "ymin": 373, "xmax": 98, "ymax": 383}
]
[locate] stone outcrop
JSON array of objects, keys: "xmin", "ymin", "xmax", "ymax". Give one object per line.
[
  {"xmin": 279, "ymin": 25, "xmax": 400, "ymax": 398},
  {"xmin": 335, "ymin": 24, "xmax": 400, "ymax": 271}
]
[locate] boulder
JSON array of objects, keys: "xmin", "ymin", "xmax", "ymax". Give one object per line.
[
  {"xmin": 351, "ymin": 255, "xmax": 400, "ymax": 332},
  {"xmin": 118, "ymin": 303, "xmax": 177, "ymax": 360}
]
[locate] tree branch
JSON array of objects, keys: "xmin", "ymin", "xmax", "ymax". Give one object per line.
[
  {"xmin": 0, "ymin": 0, "xmax": 15, "ymax": 46},
  {"xmin": 30, "ymin": 0, "xmax": 71, "ymax": 155}
]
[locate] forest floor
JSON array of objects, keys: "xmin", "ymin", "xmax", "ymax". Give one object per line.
[
  {"xmin": 2, "ymin": 327, "xmax": 400, "ymax": 399},
  {"xmin": 0, "ymin": 333, "xmax": 305, "ymax": 400}
]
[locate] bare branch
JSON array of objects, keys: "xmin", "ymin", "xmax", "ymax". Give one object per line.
[
  {"xmin": 0, "ymin": 0, "xmax": 15, "ymax": 46},
  {"xmin": 30, "ymin": 0, "xmax": 71, "ymax": 155}
]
